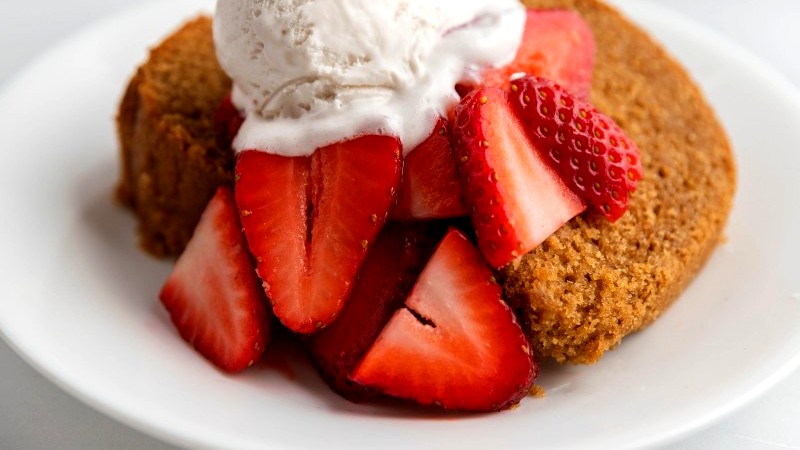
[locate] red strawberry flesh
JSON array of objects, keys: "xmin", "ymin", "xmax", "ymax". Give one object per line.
[
  {"xmin": 235, "ymin": 136, "xmax": 402, "ymax": 334},
  {"xmin": 308, "ymin": 222, "xmax": 446, "ymax": 402},
  {"xmin": 159, "ymin": 187, "xmax": 271, "ymax": 373},
  {"xmin": 214, "ymin": 94, "xmax": 244, "ymax": 150},
  {"xmin": 392, "ymin": 119, "xmax": 468, "ymax": 220},
  {"xmin": 452, "ymin": 87, "xmax": 586, "ymax": 268},
  {"xmin": 473, "ymin": 9, "xmax": 595, "ymax": 99},
  {"xmin": 351, "ymin": 229, "xmax": 537, "ymax": 411}
]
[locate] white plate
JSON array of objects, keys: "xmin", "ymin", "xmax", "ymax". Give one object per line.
[{"xmin": 1, "ymin": 1, "xmax": 799, "ymax": 449}]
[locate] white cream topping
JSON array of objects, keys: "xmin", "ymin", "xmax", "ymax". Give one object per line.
[{"xmin": 214, "ymin": 0, "xmax": 526, "ymax": 156}]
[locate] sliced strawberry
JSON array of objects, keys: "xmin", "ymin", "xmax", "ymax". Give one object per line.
[
  {"xmin": 351, "ymin": 229, "xmax": 537, "ymax": 411},
  {"xmin": 159, "ymin": 187, "xmax": 271, "ymax": 373},
  {"xmin": 509, "ymin": 76, "xmax": 642, "ymax": 221},
  {"xmin": 308, "ymin": 222, "xmax": 446, "ymax": 402},
  {"xmin": 213, "ymin": 93, "xmax": 244, "ymax": 150},
  {"xmin": 452, "ymin": 87, "xmax": 586, "ymax": 268},
  {"xmin": 472, "ymin": 10, "xmax": 595, "ymax": 99},
  {"xmin": 392, "ymin": 119, "xmax": 468, "ymax": 221},
  {"xmin": 235, "ymin": 136, "xmax": 402, "ymax": 334}
]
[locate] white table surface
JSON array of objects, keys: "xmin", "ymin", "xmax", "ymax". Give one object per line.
[{"xmin": 1, "ymin": 1, "xmax": 799, "ymax": 449}]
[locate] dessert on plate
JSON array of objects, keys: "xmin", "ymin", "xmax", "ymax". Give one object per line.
[{"xmin": 116, "ymin": 0, "xmax": 736, "ymax": 411}]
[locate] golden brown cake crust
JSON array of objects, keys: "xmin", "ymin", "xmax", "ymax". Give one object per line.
[
  {"xmin": 502, "ymin": 0, "xmax": 737, "ymax": 363},
  {"xmin": 116, "ymin": 17, "xmax": 233, "ymax": 256}
]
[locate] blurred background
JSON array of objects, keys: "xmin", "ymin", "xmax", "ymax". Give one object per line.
[{"xmin": 1, "ymin": 1, "xmax": 798, "ymax": 449}]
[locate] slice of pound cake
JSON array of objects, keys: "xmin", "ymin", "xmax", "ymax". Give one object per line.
[
  {"xmin": 116, "ymin": 0, "xmax": 736, "ymax": 365},
  {"xmin": 502, "ymin": 0, "xmax": 735, "ymax": 363},
  {"xmin": 117, "ymin": 17, "xmax": 232, "ymax": 256}
]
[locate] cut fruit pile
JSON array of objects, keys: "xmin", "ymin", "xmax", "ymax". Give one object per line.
[{"xmin": 158, "ymin": 8, "xmax": 641, "ymax": 412}]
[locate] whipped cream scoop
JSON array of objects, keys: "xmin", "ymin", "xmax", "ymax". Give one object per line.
[{"xmin": 214, "ymin": 0, "xmax": 526, "ymax": 156}]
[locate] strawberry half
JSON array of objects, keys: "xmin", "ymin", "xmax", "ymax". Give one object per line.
[
  {"xmin": 214, "ymin": 94, "xmax": 244, "ymax": 150},
  {"xmin": 452, "ymin": 87, "xmax": 586, "ymax": 269},
  {"xmin": 509, "ymin": 76, "xmax": 643, "ymax": 221},
  {"xmin": 235, "ymin": 136, "xmax": 402, "ymax": 334},
  {"xmin": 476, "ymin": 9, "xmax": 595, "ymax": 99},
  {"xmin": 392, "ymin": 119, "xmax": 468, "ymax": 221},
  {"xmin": 351, "ymin": 229, "xmax": 537, "ymax": 412},
  {"xmin": 159, "ymin": 187, "xmax": 271, "ymax": 373},
  {"xmin": 308, "ymin": 222, "xmax": 446, "ymax": 402}
]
